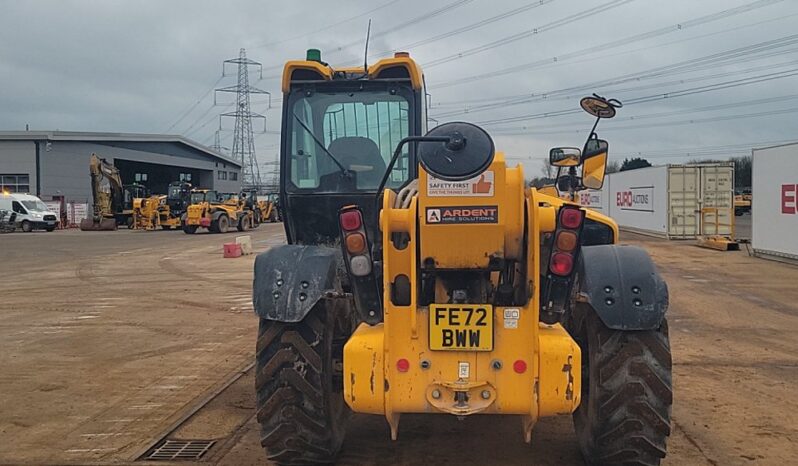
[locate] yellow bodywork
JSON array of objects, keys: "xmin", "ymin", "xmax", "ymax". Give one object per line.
[
  {"xmin": 343, "ymin": 153, "xmax": 610, "ymax": 440},
  {"xmin": 132, "ymin": 196, "xmax": 182, "ymax": 230},
  {"xmin": 185, "ymin": 200, "xmax": 251, "ymax": 231},
  {"xmin": 281, "ymin": 54, "xmax": 424, "ymax": 93}
]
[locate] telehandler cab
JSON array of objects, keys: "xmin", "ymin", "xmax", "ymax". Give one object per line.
[{"xmin": 253, "ymin": 50, "xmax": 672, "ymax": 466}]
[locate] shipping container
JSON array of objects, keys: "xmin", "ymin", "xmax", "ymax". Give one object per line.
[
  {"xmin": 752, "ymin": 142, "xmax": 798, "ymax": 262},
  {"xmin": 578, "ymin": 163, "xmax": 734, "ymax": 239}
]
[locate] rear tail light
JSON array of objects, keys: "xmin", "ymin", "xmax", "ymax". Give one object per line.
[
  {"xmin": 340, "ymin": 210, "xmax": 362, "ymax": 231},
  {"xmin": 550, "ymin": 252, "xmax": 574, "ymax": 276},
  {"xmin": 350, "ymin": 255, "xmax": 372, "ymax": 276},
  {"xmin": 345, "ymin": 232, "xmax": 366, "ymax": 254},
  {"xmin": 555, "ymin": 230, "xmax": 578, "ymax": 252},
  {"xmin": 548, "ymin": 206, "xmax": 585, "ymax": 276},
  {"xmin": 559, "ymin": 207, "xmax": 584, "ymax": 229},
  {"xmin": 338, "ymin": 205, "xmax": 383, "ymax": 321},
  {"xmin": 339, "ymin": 206, "xmax": 373, "ymax": 278}
]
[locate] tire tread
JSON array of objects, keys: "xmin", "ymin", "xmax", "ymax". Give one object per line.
[
  {"xmin": 574, "ymin": 311, "xmax": 672, "ymax": 465},
  {"xmin": 255, "ymin": 308, "xmax": 347, "ymax": 465}
]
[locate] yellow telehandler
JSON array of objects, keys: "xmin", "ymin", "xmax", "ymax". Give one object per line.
[
  {"xmin": 182, "ymin": 189, "xmax": 254, "ymax": 234},
  {"xmin": 252, "ymin": 51, "xmax": 672, "ymax": 466},
  {"xmin": 132, "ymin": 181, "xmax": 193, "ymax": 230}
]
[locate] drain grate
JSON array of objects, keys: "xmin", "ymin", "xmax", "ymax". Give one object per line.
[{"xmin": 145, "ymin": 439, "xmax": 215, "ymax": 461}]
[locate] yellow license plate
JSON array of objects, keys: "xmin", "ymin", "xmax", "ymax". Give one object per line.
[{"xmin": 429, "ymin": 304, "xmax": 493, "ymax": 351}]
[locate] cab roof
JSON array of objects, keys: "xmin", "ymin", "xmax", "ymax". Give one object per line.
[{"xmin": 281, "ymin": 52, "xmax": 423, "ymax": 93}]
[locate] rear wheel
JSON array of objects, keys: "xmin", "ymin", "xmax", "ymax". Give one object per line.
[
  {"xmin": 572, "ymin": 307, "xmax": 672, "ymax": 466},
  {"xmin": 237, "ymin": 215, "xmax": 249, "ymax": 232},
  {"xmin": 215, "ymin": 214, "xmax": 229, "ymax": 233},
  {"xmin": 255, "ymin": 303, "xmax": 349, "ymax": 465}
]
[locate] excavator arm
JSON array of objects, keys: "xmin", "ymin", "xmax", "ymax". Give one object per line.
[{"xmin": 80, "ymin": 153, "xmax": 123, "ymax": 231}]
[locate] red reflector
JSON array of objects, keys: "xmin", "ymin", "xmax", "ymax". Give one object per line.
[
  {"xmin": 340, "ymin": 210, "xmax": 362, "ymax": 231},
  {"xmin": 513, "ymin": 360, "xmax": 527, "ymax": 374},
  {"xmin": 560, "ymin": 208, "xmax": 583, "ymax": 229},
  {"xmin": 397, "ymin": 358, "xmax": 410, "ymax": 372},
  {"xmin": 550, "ymin": 252, "xmax": 574, "ymax": 276}
]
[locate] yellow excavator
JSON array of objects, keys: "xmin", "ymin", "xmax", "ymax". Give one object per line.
[{"xmin": 80, "ymin": 153, "xmax": 124, "ymax": 231}]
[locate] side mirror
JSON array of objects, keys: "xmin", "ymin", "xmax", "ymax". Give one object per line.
[
  {"xmin": 549, "ymin": 147, "xmax": 581, "ymax": 167},
  {"xmin": 418, "ymin": 122, "xmax": 495, "ymax": 181},
  {"xmin": 582, "ymin": 139, "xmax": 609, "ymax": 190}
]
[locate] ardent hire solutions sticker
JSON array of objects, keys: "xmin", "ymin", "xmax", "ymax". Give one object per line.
[
  {"xmin": 426, "ymin": 206, "xmax": 499, "ymax": 224},
  {"xmin": 427, "ymin": 171, "xmax": 494, "ymax": 197}
]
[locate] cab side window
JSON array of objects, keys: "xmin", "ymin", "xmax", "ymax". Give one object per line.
[{"xmin": 12, "ymin": 201, "xmax": 26, "ymax": 214}]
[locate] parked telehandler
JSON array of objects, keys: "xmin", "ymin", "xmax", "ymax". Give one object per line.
[
  {"xmin": 182, "ymin": 189, "xmax": 254, "ymax": 234},
  {"xmin": 132, "ymin": 181, "xmax": 193, "ymax": 230},
  {"xmin": 253, "ymin": 51, "xmax": 672, "ymax": 466}
]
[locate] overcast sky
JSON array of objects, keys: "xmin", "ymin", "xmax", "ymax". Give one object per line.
[{"xmin": 1, "ymin": 0, "xmax": 797, "ymax": 178}]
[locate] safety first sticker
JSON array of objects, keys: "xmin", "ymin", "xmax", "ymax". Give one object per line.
[
  {"xmin": 426, "ymin": 206, "xmax": 499, "ymax": 224},
  {"xmin": 427, "ymin": 171, "xmax": 494, "ymax": 197}
]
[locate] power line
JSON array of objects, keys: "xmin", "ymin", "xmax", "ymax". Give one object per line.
[
  {"xmin": 260, "ymin": 0, "xmax": 476, "ymax": 75},
  {"xmin": 164, "ymin": 76, "xmax": 224, "ymax": 133},
  {"xmin": 429, "ymin": 0, "xmax": 786, "ymax": 89},
  {"xmin": 490, "ymin": 93, "xmax": 798, "ymax": 132},
  {"xmin": 334, "ymin": 0, "xmax": 558, "ymax": 67},
  {"xmin": 492, "ymin": 104, "xmax": 798, "ymax": 136},
  {"xmin": 477, "ymin": 65, "xmax": 798, "ymax": 127},
  {"xmin": 424, "ymin": 0, "xmax": 636, "ymax": 68},
  {"xmin": 469, "ymin": 37, "xmax": 798, "ymax": 126},
  {"xmin": 249, "ymin": 0, "xmax": 400, "ymax": 50},
  {"xmin": 431, "ymin": 12, "xmax": 798, "ymax": 118}
]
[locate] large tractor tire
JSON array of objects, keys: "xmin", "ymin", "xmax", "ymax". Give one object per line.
[
  {"xmin": 211, "ymin": 214, "xmax": 229, "ymax": 234},
  {"xmin": 255, "ymin": 304, "xmax": 349, "ymax": 465},
  {"xmin": 182, "ymin": 224, "xmax": 198, "ymax": 234},
  {"xmin": 571, "ymin": 307, "xmax": 672, "ymax": 466},
  {"xmin": 237, "ymin": 215, "xmax": 250, "ymax": 232}
]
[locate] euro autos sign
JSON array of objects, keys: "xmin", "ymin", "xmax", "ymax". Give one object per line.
[{"xmin": 616, "ymin": 187, "xmax": 654, "ymax": 212}]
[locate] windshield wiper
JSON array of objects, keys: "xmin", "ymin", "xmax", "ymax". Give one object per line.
[{"xmin": 292, "ymin": 112, "xmax": 350, "ymax": 177}]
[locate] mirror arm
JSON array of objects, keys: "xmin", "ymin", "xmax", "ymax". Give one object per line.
[
  {"xmin": 374, "ymin": 135, "xmax": 451, "ymax": 212},
  {"xmin": 583, "ymin": 116, "xmax": 601, "ymax": 154}
]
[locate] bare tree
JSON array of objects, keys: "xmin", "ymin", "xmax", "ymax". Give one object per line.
[{"xmin": 606, "ymin": 159, "xmax": 620, "ymax": 174}]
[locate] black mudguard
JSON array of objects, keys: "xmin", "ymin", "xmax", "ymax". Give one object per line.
[
  {"xmin": 576, "ymin": 244, "xmax": 668, "ymax": 330},
  {"xmin": 253, "ymin": 244, "xmax": 343, "ymax": 322}
]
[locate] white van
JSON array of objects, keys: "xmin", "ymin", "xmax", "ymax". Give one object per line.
[{"xmin": 0, "ymin": 193, "xmax": 59, "ymax": 232}]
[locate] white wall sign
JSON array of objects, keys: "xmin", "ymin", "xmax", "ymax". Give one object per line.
[{"xmin": 615, "ymin": 186, "xmax": 654, "ymax": 212}]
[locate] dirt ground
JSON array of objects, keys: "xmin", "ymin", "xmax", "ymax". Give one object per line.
[{"xmin": 0, "ymin": 222, "xmax": 796, "ymax": 466}]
